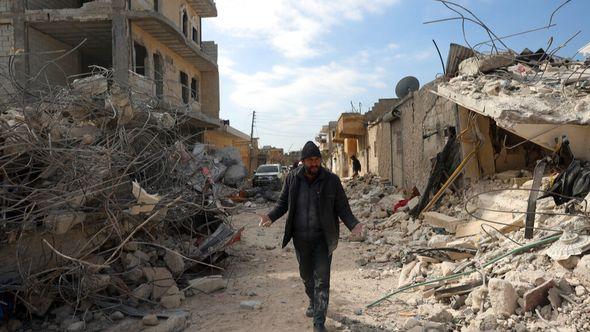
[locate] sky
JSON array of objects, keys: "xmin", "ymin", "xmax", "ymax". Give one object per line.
[{"xmin": 204, "ymin": 0, "xmax": 590, "ymax": 152}]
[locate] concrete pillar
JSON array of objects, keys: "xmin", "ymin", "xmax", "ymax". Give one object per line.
[
  {"xmin": 112, "ymin": 0, "xmax": 130, "ymax": 86},
  {"xmin": 10, "ymin": 0, "xmax": 27, "ymax": 89}
]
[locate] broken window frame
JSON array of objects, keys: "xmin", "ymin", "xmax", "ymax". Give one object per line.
[
  {"xmin": 133, "ymin": 42, "xmax": 148, "ymax": 76},
  {"xmin": 180, "ymin": 71, "xmax": 189, "ymax": 104},
  {"xmin": 182, "ymin": 10, "xmax": 189, "ymax": 37}
]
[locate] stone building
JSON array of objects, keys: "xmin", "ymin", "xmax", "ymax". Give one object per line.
[{"xmin": 0, "ymin": 0, "xmax": 220, "ymax": 130}]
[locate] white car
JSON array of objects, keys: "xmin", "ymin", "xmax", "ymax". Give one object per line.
[{"xmin": 253, "ymin": 164, "xmax": 284, "ymax": 190}]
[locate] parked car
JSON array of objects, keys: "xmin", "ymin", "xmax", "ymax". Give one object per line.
[{"xmin": 253, "ymin": 164, "xmax": 284, "ymax": 190}]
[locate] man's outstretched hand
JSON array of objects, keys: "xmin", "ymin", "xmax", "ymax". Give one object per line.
[
  {"xmin": 258, "ymin": 214, "xmax": 272, "ymax": 227},
  {"xmin": 349, "ymin": 223, "xmax": 365, "ymax": 241}
]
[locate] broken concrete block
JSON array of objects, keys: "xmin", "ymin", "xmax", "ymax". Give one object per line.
[
  {"xmin": 188, "ymin": 275, "xmax": 226, "ymax": 294},
  {"xmin": 240, "ymin": 300, "xmax": 262, "ymax": 310},
  {"xmin": 407, "ymin": 196, "xmax": 420, "ymax": 210},
  {"xmin": 142, "ymin": 314, "xmax": 159, "ymax": 326},
  {"xmin": 66, "ymin": 321, "xmax": 85, "ymax": 332},
  {"xmin": 45, "ymin": 212, "xmax": 86, "ymax": 235},
  {"xmin": 143, "ymin": 313, "xmax": 189, "ymax": 332},
  {"xmin": 142, "ymin": 267, "xmax": 177, "ymax": 300},
  {"xmin": 488, "ymin": 278, "xmax": 518, "ymax": 316},
  {"xmin": 132, "ymin": 283, "xmax": 153, "ymax": 300},
  {"xmin": 459, "ymin": 54, "xmax": 515, "ymax": 76},
  {"xmin": 72, "ymin": 75, "xmax": 108, "ymax": 96},
  {"xmin": 164, "ymin": 251, "xmax": 185, "ymax": 276},
  {"xmin": 523, "ymin": 279, "xmax": 555, "ymax": 311},
  {"xmin": 483, "ymin": 80, "xmax": 501, "ymax": 96},
  {"xmin": 160, "ymin": 293, "xmax": 182, "ymax": 309},
  {"xmin": 573, "ymin": 255, "xmax": 590, "ymax": 284},
  {"xmin": 440, "ymin": 262, "xmax": 456, "ymax": 277},
  {"xmin": 422, "ymin": 212, "xmax": 462, "ymax": 233},
  {"xmin": 130, "ymin": 181, "xmax": 161, "ymax": 215}
]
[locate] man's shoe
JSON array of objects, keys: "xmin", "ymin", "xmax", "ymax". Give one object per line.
[
  {"xmin": 305, "ymin": 304, "xmax": 314, "ymax": 318},
  {"xmin": 313, "ymin": 324, "xmax": 327, "ymax": 332}
]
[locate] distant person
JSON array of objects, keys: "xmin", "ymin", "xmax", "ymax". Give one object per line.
[
  {"xmin": 258, "ymin": 141, "xmax": 363, "ymax": 332},
  {"xmin": 351, "ymin": 155, "xmax": 361, "ymax": 177},
  {"xmin": 292, "ymin": 160, "xmax": 299, "ymax": 169}
]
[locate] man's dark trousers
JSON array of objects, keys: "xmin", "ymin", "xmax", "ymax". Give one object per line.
[{"xmin": 293, "ymin": 236, "xmax": 332, "ymax": 326}]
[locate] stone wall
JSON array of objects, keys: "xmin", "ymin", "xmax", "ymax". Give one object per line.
[
  {"xmin": 0, "ymin": 23, "xmax": 14, "ymax": 95},
  {"xmin": 399, "ymin": 82, "xmax": 457, "ymax": 191},
  {"xmin": 0, "ymin": 0, "xmax": 10, "ymax": 12}
]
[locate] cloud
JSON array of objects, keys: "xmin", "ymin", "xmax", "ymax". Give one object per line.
[
  {"xmin": 387, "ymin": 42, "xmax": 401, "ymax": 50},
  {"xmin": 220, "ymin": 55, "xmax": 389, "ymax": 146},
  {"xmin": 212, "ymin": 0, "xmax": 402, "ymax": 59}
]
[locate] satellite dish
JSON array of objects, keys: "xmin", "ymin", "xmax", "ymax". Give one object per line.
[{"xmin": 395, "ymin": 76, "xmax": 420, "ymax": 98}]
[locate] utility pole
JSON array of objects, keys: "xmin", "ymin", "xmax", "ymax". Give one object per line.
[{"xmin": 249, "ymin": 111, "xmax": 256, "ymax": 175}]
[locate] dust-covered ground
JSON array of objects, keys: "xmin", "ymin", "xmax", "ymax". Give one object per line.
[{"xmin": 186, "ymin": 205, "xmax": 400, "ymax": 332}]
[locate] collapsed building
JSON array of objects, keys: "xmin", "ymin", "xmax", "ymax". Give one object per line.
[
  {"xmin": 0, "ymin": 1, "xmax": 255, "ymax": 331},
  {"xmin": 326, "ymin": 42, "xmax": 590, "ymax": 330}
]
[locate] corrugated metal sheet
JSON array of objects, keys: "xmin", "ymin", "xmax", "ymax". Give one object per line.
[{"xmin": 445, "ymin": 43, "xmax": 475, "ymax": 78}]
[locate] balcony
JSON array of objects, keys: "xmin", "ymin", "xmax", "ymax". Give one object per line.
[
  {"xmin": 186, "ymin": 0, "xmax": 217, "ymax": 18},
  {"xmin": 336, "ymin": 113, "xmax": 366, "ymax": 138},
  {"xmin": 127, "ymin": 10, "xmax": 217, "ymax": 72}
]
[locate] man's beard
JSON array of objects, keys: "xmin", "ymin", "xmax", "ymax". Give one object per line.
[{"xmin": 304, "ymin": 165, "xmax": 320, "ymax": 175}]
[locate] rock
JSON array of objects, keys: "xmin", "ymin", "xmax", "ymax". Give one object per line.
[
  {"xmin": 164, "ymin": 251, "xmax": 185, "ymax": 276},
  {"xmin": 422, "ymin": 212, "xmax": 462, "ymax": 233},
  {"xmin": 143, "ymin": 312, "xmax": 189, "ymax": 332},
  {"xmin": 188, "ymin": 275, "xmax": 226, "ymax": 294},
  {"xmin": 66, "ymin": 321, "xmax": 85, "ymax": 332},
  {"xmin": 439, "ymin": 262, "xmax": 456, "ymax": 276},
  {"xmin": 142, "ymin": 267, "xmax": 177, "ymax": 300},
  {"xmin": 575, "ymin": 285, "xmax": 586, "ymax": 296},
  {"xmin": 142, "ymin": 314, "xmax": 159, "ymax": 326},
  {"xmin": 557, "ymin": 256, "xmax": 580, "ymax": 270},
  {"xmin": 132, "ymin": 283, "xmax": 153, "ymax": 300},
  {"xmin": 160, "ymin": 293, "xmax": 182, "ymax": 309},
  {"xmin": 110, "ymin": 311, "xmax": 125, "ymax": 321},
  {"xmin": 370, "ymin": 209, "xmax": 388, "ymax": 219},
  {"xmin": 428, "ymin": 307, "xmax": 453, "ymax": 323},
  {"xmin": 133, "ymin": 250, "xmax": 151, "ymax": 262},
  {"xmin": 488, "ymin": 278, "xmax": 518, "ymax": 316},
  {"xmin": 264, "ymin": 244, "xmax": 276, "ymax": 250},
  {"xmin": 374, "ymin": 254, "xmax": 389, "ymax": 263},
  {"xmin": 354, "ymin": 308, "xmax": 363, "ymax": 315},
  {"xmin": 573, "ymin": 255, "xmax": 590, "ymax": 284},
  {"xmin": 403, "ymin": 318, "xmax": 420, "ymax": 330},
  {"xmin": 240, "ymin": 300, "xmax": 262, "ymax": 310},
  {"xmin": 470, "ymin": 286, "xmax": 488, "ymax": 312}
]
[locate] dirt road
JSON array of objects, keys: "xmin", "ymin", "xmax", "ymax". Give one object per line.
[{"xmin": 185, "ymin": 205, "xmax": 402, "ymax": 331}]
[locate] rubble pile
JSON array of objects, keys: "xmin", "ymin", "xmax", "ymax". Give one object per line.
[
  {"xmin": 343, "ymin": 172, "xmax": 590, "ymax": 331},
  {"xmin": 439, "ymin": 51, "xmax": 590, "ymax": 126},
  {"xmin": 0, "ymin": 70, "xmax": 247, "ymax": 331}
]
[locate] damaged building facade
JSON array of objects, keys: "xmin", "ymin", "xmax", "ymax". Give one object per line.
[{"xmin": 0, "ymin": 0, "xmax": 220, "ymax": 131}]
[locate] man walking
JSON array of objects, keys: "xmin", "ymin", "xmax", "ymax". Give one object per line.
[
  {"xmin": 258, "ymin": 141, "xmax": 363, "ymax": 332},
  {"xmin": 351, "ymin": 155, "xmax": 361, "ymax": 177}
]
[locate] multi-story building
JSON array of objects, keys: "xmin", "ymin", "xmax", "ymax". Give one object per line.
[{"xmin": 0, "ymin": 0, "xmax": 220, "ymax": 131}]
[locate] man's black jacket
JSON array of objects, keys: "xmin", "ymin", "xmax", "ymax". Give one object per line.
[{"xmin": 267, "ymin": 166, "xmax": 359, "ymax": 254}]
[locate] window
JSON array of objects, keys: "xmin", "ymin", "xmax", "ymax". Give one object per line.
[
  {"xmin": 153, "ymin": 0, "xmax": 159, "ymax": 11},
  {"xmin": 133, "ymin": 43, "xmax": 147, "ymax": 76},
  {"xmin": 192, "ymin": 27, "xmax": 198, "ymax": 43},
  {"xmin": 182, "ymin": 10, "xmax": 188, "ymax": 37},
  {"xmin": 180, "ymin": 71, "xmax": 189, "ymax": 104},
  {"xmin": 154, "ymin": 53, "xmax": 163, "ymax": 98},
  {"xmin": 191, "ymin": 78, "xmax": 198, "ymax": 102}
]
